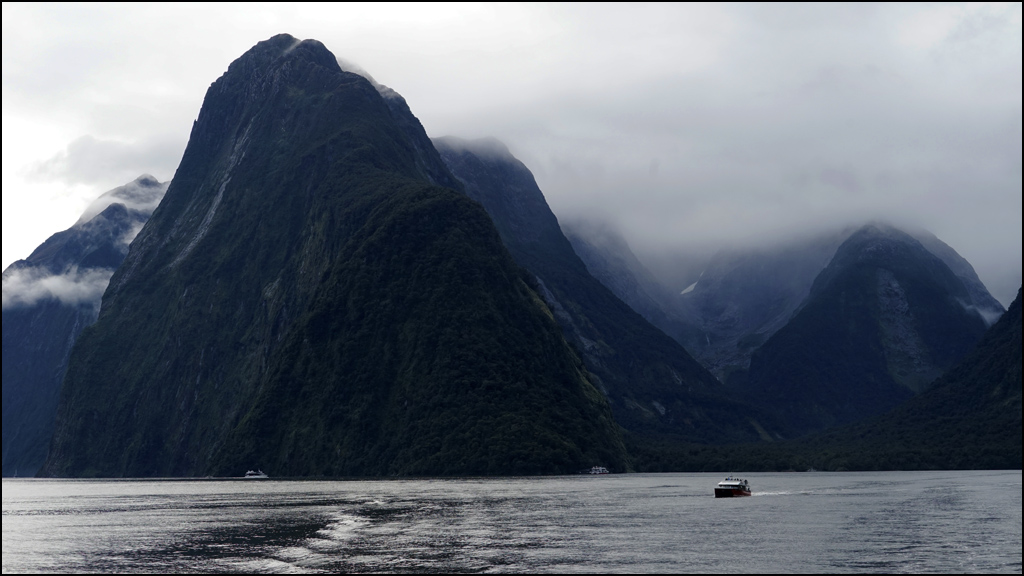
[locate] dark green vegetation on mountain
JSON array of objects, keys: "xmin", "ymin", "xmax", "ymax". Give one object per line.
[
  {"xmin": 433, "ymin": 137, "xmax": 774, "ymax": 444},
  {"xmin": 803, "ymin": 286, "xmax": 1021, "ymax": 470},
  {"xmin": 742, "ymin": 224, "xmax": 990, "ymax": 437},
  {"xmin": 2, "ymin": 176, "xmax": 166, "ymax": 477},
  {"xmin": 630, "ymin": 288, "xmax": 1022, "ymax": 472},
  {"xmin": 42, "ymin": 35, "xmax": 627, "ymax": 477}
]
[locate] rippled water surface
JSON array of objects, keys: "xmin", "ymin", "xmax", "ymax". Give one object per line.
[{"xmin": 3, "ymin": 471, "xmax": 1021, "ymax": 573}]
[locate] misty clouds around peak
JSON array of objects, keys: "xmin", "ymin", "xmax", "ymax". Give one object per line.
[
  {"xmin": 74, "ymin": 174, "xmax": 168, "ymax": 225},
  {"xmin": 464, "ymin": 5, "xmax": 1021, "ymax": 306},
  {"xmin": 570, "ymin": 214, "xmax": 1013, "ymax": 313},
  {"xmin": 2, "ymin": 176, "xmax": 168, "ymax": 312},
  {"xmin": 337, "ymin": 58, "xmax": 404, "ymax": 103},
  {"xmin": 432, "ymin": 136, "xmax": 514, "ymax": 162}
]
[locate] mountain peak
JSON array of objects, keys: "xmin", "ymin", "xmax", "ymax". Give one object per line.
[
  {"xmin": 746, "ymin": 219, "xmax": 991, "ymax": 435},
  {"xmin": 845, "ymin": 221, "xmax": 918, "ymax": 254},
  {"xmin": 132, "ymin": 174, "xmax": 161, "ymax": 187},
  {"xmin": 231, "ymin": 34, "xmax": 340, "ymax": 75},
  {"xmin": 810, "ymin": 222, "xmax": 950, "ymax": 297},
  {"xmin": 76, "ymin": 176, "xmax": 168, "ymax": 227},
  {"xmin": 42, "ymin": 36, "xmax": 628, "ymax": 477}
]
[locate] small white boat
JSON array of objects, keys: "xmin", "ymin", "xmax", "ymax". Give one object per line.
[
  {"xmin": 588, "ymin": 466, "xmax": 610, "ymax": 475},
  {"xmin": 243, "ymin": 469, "xmax": 268, "ymax": 479}
]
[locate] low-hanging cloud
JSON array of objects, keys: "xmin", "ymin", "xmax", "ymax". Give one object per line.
[
  {"xmin": 30, "ymin": 135, "xmax": 183, "ymax": 190},
  {"xmin": 2, "ymin": 266, "xmax": 114, "ymax": 311},
  {"xmin": 476, "ymin": 4, "xmax": 1022, "ymax": 306}
]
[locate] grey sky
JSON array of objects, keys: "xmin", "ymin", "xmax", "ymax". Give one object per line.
[{"xmin": 3, "ymin": 3, "xmax": 1021, "ymax": 304}]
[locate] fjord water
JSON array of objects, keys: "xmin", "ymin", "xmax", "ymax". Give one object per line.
[{"xmin": 3, "ymin": 471, "xmax": 1020, "ymax": 573}]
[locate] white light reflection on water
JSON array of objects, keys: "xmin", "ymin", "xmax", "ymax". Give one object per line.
[{"xmin": 3, "ymin": 471, "xmax": 1021, "ymax": 573}]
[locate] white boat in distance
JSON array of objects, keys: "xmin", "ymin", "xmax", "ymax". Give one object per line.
[
  {"xmin": 243, "ymin": 469, "xmax": 268, "ymax": 479},
  {"xmin": 715, "ymin": 476, "xmax": 751, "ymax": 497}
]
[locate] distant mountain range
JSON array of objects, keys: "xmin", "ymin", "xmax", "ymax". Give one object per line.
[
  {"xmin": 568, "ymin": 223, "xmax": 1004, "ymax": 378},
  {"xmin": 568, "ymin": 220, "xmax": 1007, "ymax": 439},
  {"xmin": 3, "ymin": 34, "xmax": 1017, "ymax": 477}
]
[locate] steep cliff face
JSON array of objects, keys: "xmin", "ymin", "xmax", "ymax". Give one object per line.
[
  {"xmin": 42, "ymin": 35, "xmax": 627, "ymax": 477},
  {"xmin": 433, "ymin": 136, "xmax": 774, "ymax": 444},
  {"xmin": 2, "ymin": 176, "xmax": 167, "ymax": 477},
  {"xmin": 744, "ymin": 224, "xmax": 990, "ymax": 436}
]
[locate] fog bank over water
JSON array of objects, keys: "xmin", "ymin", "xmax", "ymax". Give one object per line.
[{"xmin": 3, "ymin": 4, "xmax": 1020, "ymax": 304}]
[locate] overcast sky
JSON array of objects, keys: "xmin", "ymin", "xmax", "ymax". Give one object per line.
[{"xmin": 3, "ymin": 3, "xmax": 1021, "ymax": 304}]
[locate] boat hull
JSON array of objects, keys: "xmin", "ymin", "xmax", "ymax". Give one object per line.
[{"xmin": 715, "ymin": 488, "xmax": 751, "ymax": 498}]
